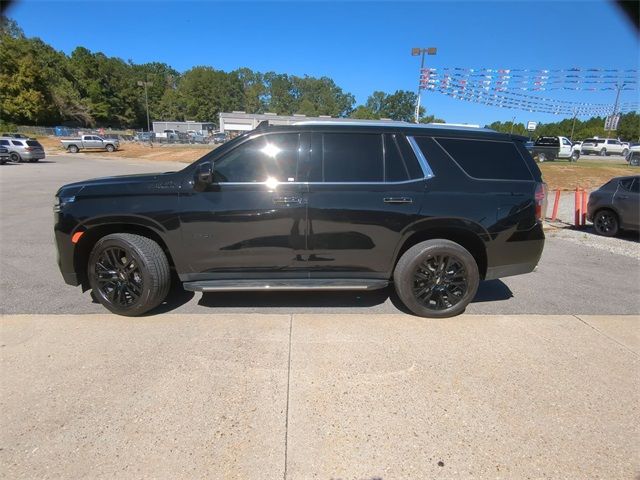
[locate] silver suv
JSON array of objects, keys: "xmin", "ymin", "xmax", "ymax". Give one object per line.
[{"xmin": 0, "ymin": 137, "xmax": 46, "ymax": 162}]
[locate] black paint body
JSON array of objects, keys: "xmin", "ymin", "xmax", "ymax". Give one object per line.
[{"xmin": 54, "ymin": 124, "xmax": 545, "ymax": 289}]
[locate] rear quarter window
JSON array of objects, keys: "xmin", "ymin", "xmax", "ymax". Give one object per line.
[
  {"xmin": 26, "ymin": 140, "xmax": 41, "ymax": 147},
  {"xmin": 435, "ymin": 137, "xmax": 533, "ymax": 181}
]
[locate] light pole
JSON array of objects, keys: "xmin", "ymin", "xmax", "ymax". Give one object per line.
[
  {"xmin": 137, "ymin": 80, "xmax": 153, "ymax": 132},
  {"xmin": 412, "ymin": 47, "xmax": 437, "ymax": 123}
]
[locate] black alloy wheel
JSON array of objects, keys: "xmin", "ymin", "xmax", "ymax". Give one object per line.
[
  {"xmin": 412, "ymin": 254, "xmax": 468, "ymax": 311},
  {"xmin": 593, "ymin": 210, "xmax": 619, "ymax": 237},
  {"xmin": 88, "ymin": 233, "xmax": 170, "ymax": 316},
  {"xmin": 394, "ymin": 239, "xmax": 479, "ymax": 318},
  {"xmin": 94, "ymin": 246, "xmax": 144, "ymax": 308}
]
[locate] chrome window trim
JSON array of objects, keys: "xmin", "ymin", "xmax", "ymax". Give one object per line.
[
  {"xmin": 406, "ymin": 136, "xmax": 435, "ymax": 179},
  {"xmin": 218, "ymin": 178, "xmax": 426, "ymax": 186}
]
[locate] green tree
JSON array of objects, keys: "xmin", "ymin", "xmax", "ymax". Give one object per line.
[{"xmin": 177, "ymin": 66, "xmax": 244, "ymax": 122}]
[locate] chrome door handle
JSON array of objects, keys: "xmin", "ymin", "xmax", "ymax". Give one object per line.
[
  {"xmin": 273, "ymin": 196, "xmax": 302, "ymax": 205},
  {"xmin": 384, "ymin": 197, "xmax": 413, "ymax": 204}
]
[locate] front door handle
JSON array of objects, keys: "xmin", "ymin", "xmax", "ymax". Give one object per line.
[
  {"xmin": 273, "ymin": 196, "xmax": 302, "ymax": 205},
  {"xmin": 384, "ymin": 197, "xmax": 413, "ymax": 204}
]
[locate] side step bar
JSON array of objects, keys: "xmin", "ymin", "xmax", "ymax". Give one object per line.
[{"xmin": 183, "ymin": 279, "xmax": 389, "ymax": 293}]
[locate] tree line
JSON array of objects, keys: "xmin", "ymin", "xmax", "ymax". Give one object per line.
[
  {"xmin": 486, "ymin": 113, "xmax": 639, "ymax": 142},
  {"xmin": 1, "ymin": 16, "xmax": 638, "ymax": 141}
]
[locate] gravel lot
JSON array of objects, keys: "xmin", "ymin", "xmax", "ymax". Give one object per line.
[{"xmin": 1, "ymin": 154, "xmax": 638, "ymax": 316}]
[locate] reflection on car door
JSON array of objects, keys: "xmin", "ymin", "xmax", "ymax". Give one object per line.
[
  {"xmin": 303, "ymin": 132, "xmax": 424, "ymax": 278},
  {"xmin": 179, "ymin": 133, "xmax": 308, "ymax": 279}
]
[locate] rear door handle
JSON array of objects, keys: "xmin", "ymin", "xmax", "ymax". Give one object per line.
[
  {"xmin": 384, "ymin": 197, "xmax": 413, "ymax": 204},
  {"xmin": 273, "ymin": 196, "xmax": 302, "ymax": 205}
]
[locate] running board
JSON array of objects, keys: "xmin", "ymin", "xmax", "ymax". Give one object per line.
[{"xmin": 183, "ymin": 279, "xmax": 389, "ymax": 292}]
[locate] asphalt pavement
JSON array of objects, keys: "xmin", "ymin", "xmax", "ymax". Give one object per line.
[{"xmin": 1, "ymin": 153, "xmax": 639, "ymax": 316}]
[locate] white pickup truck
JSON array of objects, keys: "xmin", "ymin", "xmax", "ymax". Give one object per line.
[
  {"xmin": 531, "ymin": 136, "xmax": 581, "ymax": 162},
  {"xmin": 61, "ymin": 135, "xmax": 119, "ymax": 153},
  {"xmin": 154, "ymin": 129, "xmax": 180, "ymax": 143}
]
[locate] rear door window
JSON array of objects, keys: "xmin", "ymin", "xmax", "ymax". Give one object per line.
[
  {"xmin": 322, "ymin": 133, "xmax": 383, "ymax": 182},
  {"xmin": 11, "ymin": 140, "xmax": 23, "ymax": 146},
  {"xmin": 435, "ymin": 137, "xmax": 533, "ymax": 181}
]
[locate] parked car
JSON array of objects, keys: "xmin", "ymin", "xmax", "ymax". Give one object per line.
[
  {"xmin": 135, "ymin": 132, "xmax": 156, "ymax": 142},
  {"xmin": 155, "ymin": 129, "xmax": 180, "ymax": 143},
  {"xmin": 187, "ymin": 130, "xmax": 206, "ymax": 144},
  {"xmin": 0, "ymin": 146, "xmax": 10, "ymax": 164},
  {"xmin": 531, "ymin": 136, "xmax": 581, "ymax": 162},
  {"xmin": 587, "ymin": 176, "xmax": 639, "ymax": 236},
  {"xmin": 61, "ymin": 135, "xmax": 119, "ymax": 153},
  {"xmin": 581, "ymin": 138, "xmax": 629, "ymax": 157},
  {"xmin": 0, "ymin": 137, "xmax": 46, "ymax": 162},
  {"xmin": 54, "ymin": 121, "xmax": 546, "ymax": 318},
  {"xmin": 626, "ymin": 145, "xmax": 640, "ymax": 167},
  {"xmin": 1, "ymin": 132, "xmax": 28, "ymax": 138},
  {"xmin": 212, "ymin": 132, "xmax": 227, "ymax": 144}
]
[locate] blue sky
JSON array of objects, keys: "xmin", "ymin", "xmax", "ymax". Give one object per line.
[{"xmin": 7, "ymin": 0, "xmax": 640, "ymax": 125}]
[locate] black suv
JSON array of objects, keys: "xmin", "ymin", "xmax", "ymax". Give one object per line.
[{"xmin": 54, "ymin": 122, "xmax": 546, "ymax": 317}]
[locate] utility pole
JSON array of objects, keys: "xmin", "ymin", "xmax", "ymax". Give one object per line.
[
  {"xmin": 411, "ymin": 47, "xmax": 437, "ymax": 123},
  {"xmin": 509, "ymin": 116, "xmax": 516, "ymax": 135},
  {"xmin": 570, "ymin": 108, "xmax": 577, "ymax": 141},
  {"xmin": 137, "ymin": 80, "xmax": 153, "ymax": 132}
]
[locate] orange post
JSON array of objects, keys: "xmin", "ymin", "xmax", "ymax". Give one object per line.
[
  {"xmin": 574, "ymin": 187, "xmax": 580, "ymax": 227},
  {"xmin": 581, "ymin": 189, "xmax": 588, "ymax": 225},
  {"xmin": 551, "ymin": 189, "xmax": 561, "ymax": 221}
]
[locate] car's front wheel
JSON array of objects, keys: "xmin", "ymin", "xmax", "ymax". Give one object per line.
[
  {"xmin": 571, "ymin": 151, "xmax": 580, "ymax": 162},
  {"xmin": 593, "ymin": 209, "xmax": 619, "ymax": 237},
  {"xmin": 88, "ymin": 233, "xmax": 171, "ymax": 316},
  {"xmin": 393, "ymin": 239, "xmax": 480, "ymax": 318},
  {"xmin": 621, "ymin": 148, "xmax": 629, "ymax": 157}
]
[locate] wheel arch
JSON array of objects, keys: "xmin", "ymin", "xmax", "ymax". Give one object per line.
[
  {"xmin": 73, "ymin": 221, "xmax": 175, "ymax": 290},
  {"xmin": 393, "ymin": 220, "xmax": 488, "ymax": 280}
]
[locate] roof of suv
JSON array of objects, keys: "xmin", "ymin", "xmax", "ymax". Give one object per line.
[{"xmin": 253, "ymin": 121, "xmax": 526, "ymax": 142}]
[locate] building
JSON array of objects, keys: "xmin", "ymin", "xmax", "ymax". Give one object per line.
[
  {"xmin": 219, "ymin": 112, "xmax": 404, "ymax": 133},
  {"xmin": 152, "ymin": 121, "xmax": 216, "ymax": 135}
]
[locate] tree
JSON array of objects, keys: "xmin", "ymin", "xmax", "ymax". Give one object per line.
[{"xmin": 177, "ymin": 66, "xmax": 244, "ymax": 122}]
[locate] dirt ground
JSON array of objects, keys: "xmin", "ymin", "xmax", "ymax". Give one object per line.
[
  {"xmin": 539, "ymin": 160, "xmax": 635, "ymax": 191},
  {"xmin": 38, "ymin": 136, "xmax": 217, "ymax": 163},
  {"xmin": 38, "ymin": 136, "xmax": 635, "ymax": 190}
]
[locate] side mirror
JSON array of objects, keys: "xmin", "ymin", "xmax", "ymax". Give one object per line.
[{"xmin": 194, "ymin": 161, "xmax": 214, "ymax": 191}]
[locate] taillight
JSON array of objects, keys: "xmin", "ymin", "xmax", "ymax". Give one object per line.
[
  {"xmin": 24, "ymin": 147, "xmax": 32, "ymax": 152},
  {"xmin": 535, "ymin": 182, "xmax": 548, "ymax": 222}
]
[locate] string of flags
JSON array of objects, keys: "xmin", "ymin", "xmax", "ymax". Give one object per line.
[{"xmin": 419, "ymin": 67, "xmax": 639, "ymax": 116}]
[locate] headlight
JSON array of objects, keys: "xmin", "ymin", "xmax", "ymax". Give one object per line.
[{"xmin": 53, "ymin": 196, "xmax": 76, "ymax": 212}]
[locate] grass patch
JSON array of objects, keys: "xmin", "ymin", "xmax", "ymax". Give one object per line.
[{"xmin": 539, "ymin": 160, "xmax": 636, "ymax": 190}]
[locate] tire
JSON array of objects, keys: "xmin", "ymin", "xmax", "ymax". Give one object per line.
[
  {"xmin": 88, "ymin": 233, "xmax": 171, "ymax": 316},
  {"xmin": 621, "ymin": 149, "xmax": 629, "ymax": 157},
  {"xmin": 599, "ymin": 148, "xmax": 607, "ymax": 156},
  {"xmin": 9, "ymin": 152, "xmax": 21, "ymax": 162},
  {"xmin": 105, "ymin": 144, "xmax": 115, "ymax": 152},
  {"xmin": 393, "ymin": 239, "xmax": 480, "ymax": 318},
  {"xmin": 68, "ymin": 145, "xmax": 79, "ymax": 153},
  {"xmin": 537, "ymin": 152, "xmax": 546, "ymax": 163},
  {"xmin": 593, "ymin": 209, "xmax": 619, "ymax": 237},
  {"xmin": 571, "ymin": 151, "xmax": 580, "ymax": 162},
  {"xmin": 630, "ymin": 156, "xmax": 640, "ymax": 167}
]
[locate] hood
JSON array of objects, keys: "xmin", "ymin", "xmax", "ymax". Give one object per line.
[{"xmin": 56, "ymin": 171, "xmax": 179, "ymax": 197}]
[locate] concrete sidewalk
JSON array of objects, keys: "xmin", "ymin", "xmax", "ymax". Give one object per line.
[{"xmin": 1, "ymin": 314, "xmax": 638, "ymax": 479}]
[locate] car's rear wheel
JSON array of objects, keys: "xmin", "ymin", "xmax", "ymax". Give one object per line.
[
  {"xmin": 88, "ymin": 233, "xmax": 170, "ymax": 316},
  {"xmin": 621, "ymin": 148, "xmax": 629, "ymax": 157},
  {"xmin": 537, "ymin": 152, "xmax": 546, "ymax": 162},
  {"xmin": 105, "ymin": 144, "xmax": 115, "ymax": 152},
  {"xmin": 68, "ymin": 145, "xmax": 79, "ymax": 153},
  {"xmin": 9, "ymin": 152, "xmax": 21, "ymax": 162},
  {"xmin": 599, "ymin": 148, "xmax": 607, "ymax": 156},
  {"xmin": 571, "ymin": 151, "xmax": 580, "ymax": 162},
  {"xmin": 394, "ymin": 239, "xmax": 480, "ymax": 318},
  {"xmin": 593, "ymin": 209, "xmax": 619, "ymax": 237}
]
